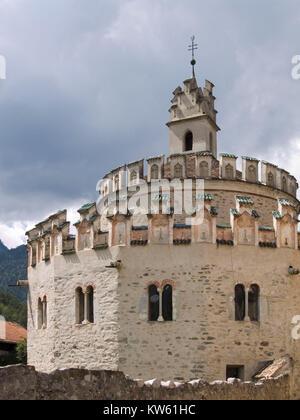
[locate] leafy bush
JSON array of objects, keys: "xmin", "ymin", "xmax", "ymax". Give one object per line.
[{"xmin": 16, "ymin": 339, "xmax": 27, "ymax": 364}]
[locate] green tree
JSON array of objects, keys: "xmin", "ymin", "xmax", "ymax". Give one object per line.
[{"xmin": 0, "ymin": 291, "xmax": 27, "ymax": 328}]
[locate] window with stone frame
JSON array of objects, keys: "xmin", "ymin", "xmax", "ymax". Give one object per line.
[
  {"xmin": 42, "ymin": 296, "xmax": 47, "ymax": 328},
  {"xmin": 209, "ymin": 132, "xmax": 213, "ymax": 152},
  {"xmin": 37, "ymin": 296, "xmax": 47, "ymax": 329},
  {"xmin": 37, "ymin": 298, "xmax": 43, "ymax": 329},
  {"xmin": 235, "ymin": 284, "xmax": 245, "ymax": 321},
  {"xmin": 75, "ymin": 286, "xmax": 94, "ymax": 325},
  {"xmin": 226, "ymin": 365, "xmax": 245, "ymax": 380},
  {"xmin": 148, "ymin": 285, "xmax": 159, "ymax": 321},
  {"xmin": 162, "ymin": 285, "xmax": 173, "ymax": 321},
  {"xmin": 75, "ymin": 287, "xmax": 84, "ymax": 324},
  {"xmin": 248, "ymin": 284, "xmax": 260, "ymax": 322},
  {"xmin": 87, "ymin": 286, "xmax": 94, "ymax": 323},
  {"xmin": 185, "ymin": 131, "xmax": 193, "ymax": 152}
]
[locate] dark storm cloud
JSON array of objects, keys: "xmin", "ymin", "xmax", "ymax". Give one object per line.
[{"xmin": 0, "ymin": 0, "xmax": 300, "ymax": 246}]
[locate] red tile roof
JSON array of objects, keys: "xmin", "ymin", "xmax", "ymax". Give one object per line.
[{"xmin": 0, "ymin": 321, "xmax": 27, "ymax": 344}]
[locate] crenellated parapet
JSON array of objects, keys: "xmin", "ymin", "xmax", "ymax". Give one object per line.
[
  {"xmin": 230, "ymin": 196, "xmax": 259, "ymax": 246},
  {"xmin": 26, "ymin": 210, "xmax": 71, "ymax": 266},
  {"xmin": 26, "ymin": 192, "xmax": 300, "ymax": 268},
  {"xmin": 99, "ymin": 153, "xmax": 298, "ymax": 200}
]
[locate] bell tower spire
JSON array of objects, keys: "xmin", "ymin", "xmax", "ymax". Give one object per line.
[{"xmin": 167, "ymin": 39, "xmax": 220, "ymax": 158}]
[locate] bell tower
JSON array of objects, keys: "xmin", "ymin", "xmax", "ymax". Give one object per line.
[{"xmin": 167, "ymin": 37, "xmax": 220, "ymax": 158}]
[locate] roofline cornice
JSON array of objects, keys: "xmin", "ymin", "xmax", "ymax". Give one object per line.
[{"xmin": 166, "ymin": 114, "xmax": 220, "ymax": 131}]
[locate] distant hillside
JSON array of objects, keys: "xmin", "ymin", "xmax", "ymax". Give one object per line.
[
  {"xmin": 0, "ymin": 291, "xmax": 27, "ymax": 328},
  {"xmin": 0, "ymin": 241, "xmax": 27, "ymax": 302}
]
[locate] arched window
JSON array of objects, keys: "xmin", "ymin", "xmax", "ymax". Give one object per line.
[
  {"xmin": 235, "ymin": 284, "xmax": 245, "ymax": 321},
  {"xmin": 248, "ymin": 165, "xmax": 256, "ymax": 182},
  {"xmin": 209, "ymin": 132, "xmax": 213, "ymax": 152},
  {"xmin": 148, "ymin": 285, "xmax": 159, "ymax": 321},
  {"xmin": 37, "ymin": 298, "xmax": 43, "ymax": 329},
  {"xmin": 282, "ymin": 176, "xmax": 287, "ymax": 192},
  {"xmin": 42, "ymin": 296, "xmax": 47, "ymax": 328},
  {"xmin": 248, "ymin": 284, "xmax": 260, "ymax": 322},
  {"xmin": 162, "ymin": 285, "xmax": 173, "ymax": 321},
  {"xmin": 38, "ymin": 297, "xmax": 47, "ymax": 329},
  {"xmin": 185, "ymin": 132, "xmax": 193, "ymax": 152},
  {"xmin": 225, "ymin": 164, "xmax": 234, "ymax": 179},
  {"xmin": 174, "ymin": 163, "xmax": 183, "ymax": 178},
  {"xmin": 267, "ymin": 172, "xmax": 274, "ymax": 187},
  {"xmin": 151, "ymin": 164, "xmax": 159, "ymax": 180},
  {"xmin": 75, "ymin": 287, "xmax": 84, "ymax": 325},
  {"xmin": 87, "ymin": 286, "xmax": 94, "ymax": 323},
  {"xmin": 130, "ymin": 170, "xmax": 137, "ymax": 184},
  {"xmin": 199, "ymin": 161, "xmax": 209, "ymax": 178}
]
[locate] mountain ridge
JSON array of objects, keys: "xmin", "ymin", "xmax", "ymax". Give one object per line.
[{"xmin": 0, "ymin": 240, "xmax": 27, "ymax": 302}]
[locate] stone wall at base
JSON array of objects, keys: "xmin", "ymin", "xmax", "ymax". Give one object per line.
[{"xmin": 0, "ymin": 365, "xmax": 291, "ymax": 400}]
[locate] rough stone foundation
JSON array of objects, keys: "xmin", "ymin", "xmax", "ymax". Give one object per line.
[{"xmin": 0, "ymin": 365, "xmax": 291, "ymax": 400}]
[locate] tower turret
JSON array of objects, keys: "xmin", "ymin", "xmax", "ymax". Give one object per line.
[{"xmin": 167, "ymin": 37, "xmax": 220, "ymax": 158}]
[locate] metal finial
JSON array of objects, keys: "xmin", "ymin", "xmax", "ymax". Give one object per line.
[{"xmin": 188, "ymin": 35, "xmax": 198, "ymax": 77}]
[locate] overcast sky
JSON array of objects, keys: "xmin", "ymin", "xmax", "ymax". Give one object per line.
[{"xmin": 0, "ymin": 0, "xmax": 300, "ymax": 248}]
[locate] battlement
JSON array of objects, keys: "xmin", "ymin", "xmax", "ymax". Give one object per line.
[
  {"xmin": 26, "ymin": 192, "xmax": 300, "ymax": 268},
  {"xmin": 98, "ymin": 153, "xmax": 298, "ymax": 199}
]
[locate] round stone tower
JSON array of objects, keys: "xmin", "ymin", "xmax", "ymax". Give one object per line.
[{"xmin": 26, "ymin": 70, "xmax": 300, "ymax": 399}]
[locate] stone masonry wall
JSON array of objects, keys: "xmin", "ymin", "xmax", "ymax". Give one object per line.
[
  {"xmin": 27, "ymin": 243, "xmax": 300, "ymax": 400},
  {"xmin": 0, "ymin": 365, "xmax": 291, "ymax": 400},
  {"xmin": 117, "ymin": 245, "xmax": 300, "ymax": 386},
  {"xmin": 27, "ymin": 247, "xmax": 121, "ymax": 372}
]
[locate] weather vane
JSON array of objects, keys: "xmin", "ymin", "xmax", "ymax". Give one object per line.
[{"xmin": 188, "ymin": 35, "xmax": 198, "ymax": 77}]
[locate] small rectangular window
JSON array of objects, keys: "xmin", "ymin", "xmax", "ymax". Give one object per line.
[{"xmin": 226, "ymin": 365, "xmax": 245, "ymax": 381}]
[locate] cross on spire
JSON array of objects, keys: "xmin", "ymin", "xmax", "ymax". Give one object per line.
[{"xmin": 188, "ymin": 35, "xmax": 198, "ymax": 77}]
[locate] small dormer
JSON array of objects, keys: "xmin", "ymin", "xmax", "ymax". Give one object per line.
[{"xmin": 167, "ymin": 75, "xmax": 220, "ymax": 158}]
